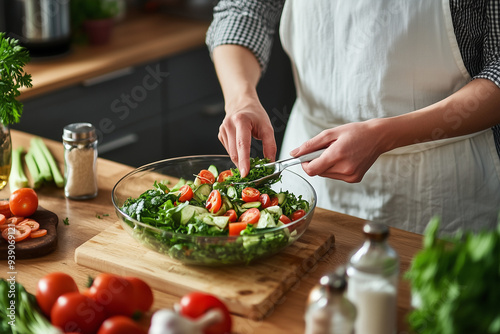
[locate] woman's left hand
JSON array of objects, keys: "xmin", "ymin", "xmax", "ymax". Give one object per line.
[{"xmin": 290, "ymin": 119, "xmax": 391, "ymax": 183}]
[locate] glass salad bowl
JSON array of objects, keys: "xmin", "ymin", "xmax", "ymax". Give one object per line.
[{"xmin": 111, "ymin": 155, "xmax": 317, "ymax": 266}]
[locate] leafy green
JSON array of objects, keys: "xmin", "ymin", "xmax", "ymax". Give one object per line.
[
  {"xmin": 0, "ymin": 33, "xmax": 32, "ymax": 125},
  {"xmin": 0, "ymin": 279, "xmax": 60, "ymax": 334},
  {"xmin": 405, "ymin": 216, "xmax": 500, "ymax": 334}
]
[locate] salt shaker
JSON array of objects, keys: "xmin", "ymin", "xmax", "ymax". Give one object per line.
[
  {"xmin": 346, "ymin": 222, "xmax": 399, "ymax": 334},
  {"xmin": 305, "ymin": 266, "xmax": 357, "ymax": 334},
  {"xmin": 62, "ymin": 123, "xmax": 98, "ymax": 199}
]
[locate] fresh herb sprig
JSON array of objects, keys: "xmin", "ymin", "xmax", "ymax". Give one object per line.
[{"xmin": 0, "ymin": 33, "xmax": 32, "ymax": 125}]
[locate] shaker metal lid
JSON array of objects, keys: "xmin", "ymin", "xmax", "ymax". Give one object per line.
[{"xmin": 62, "ymin": 123, "xmax": 97, "ymax": 142}]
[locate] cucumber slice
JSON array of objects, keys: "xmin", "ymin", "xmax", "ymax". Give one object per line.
[
  {"xmin": 193, "ymin": 183, "xmax": 212, "ymax": 202},
  {"xmin": 227, "ymin": 186, "xmax": 238, "ymax": 200},
  {"xmin": 241, "ymin": 201, "xmax": 261, "ymax": 209},
  {"xmin": 208, "ymin": 165, "xmax": 218, "ymax": 179},
  {"xmin": 277, "ymin": 192, "xmax": 287, "ymax": 205},
  {"xmin": 180, "ymin": 205, "xmax": 208, "ymax": 224}
]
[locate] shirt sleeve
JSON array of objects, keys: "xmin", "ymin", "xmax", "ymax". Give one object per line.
[
  {"xmin": 473, "ymin": 1, "xmax": 500, "ymax": 87},
  {"xmin": 205, "ymin": 0, "xmax": 286, "ymax": 71}
]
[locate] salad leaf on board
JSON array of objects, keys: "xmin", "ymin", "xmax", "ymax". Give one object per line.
[{"xmin": 405, "ymin": 216, "xmax": 500, "ymax": 334}]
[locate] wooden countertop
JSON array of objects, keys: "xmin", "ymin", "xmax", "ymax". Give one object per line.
[
  {"xmin": 5, "ymin": 130, "xmax": 423, "ymax": 333},
  {"xmin": 19, "ymin": 12, "xmax": 210, "ymax": 101}
]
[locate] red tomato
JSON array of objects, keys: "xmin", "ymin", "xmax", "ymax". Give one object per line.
[
  {"xmin": 259, "ymin": 194, "xmax": 271, "ymax": 209},
  {"xmin": 36, "ymin": 272, "xmax": 79, "ymax": 317},
  {"xmin": 6, "ymin": 216, "xmax": 24, "ymax": 225},
  {"xmin": 0, "ymin": 200, "xmax": 12, "ymax": 218},
  {"xmin": 51, "ymin": 292, "xmax": 106, "ymax": 334},
  {"xmin": 291, "ymin": 209, "xmax": 306, "ymax": 221},
  {"xmin": 1, "ymin": 225, "xmax": 31, "ymax": 242},
  {"xmin": 223, "ymin": 209, "xmax": 237, "ymax": 223},
  {"xmin": 125, "ymin": 277, "xmax": 154, "ymax": 313},
  {"xmin": 0, "ymin": 214, "xmax": 5, "ymax": 226},
  {"xmin": 31, "ymin": 229, "xmax": 47, "ymax": 238},
  {"xmin": 97, "ymin": 316, "xmax": 146, "ymax": 334},
  {"xmin": 88, "ymin": 273, "xmax": 136, "ymax": 318},
  {"xmin": 179, "ymin": 292, "xmax": 232, "ymax": 334},
  {"xmin": 197, "ymin": 169, "xmax": 215, "ymax": 184},
  {"xmin": 9, "ymin": 188, "xmax": 38, "ymax": 217},
  {"xmin": 270, "ymin": 196, "xmax": 279, "ymax": 207},
  {"xmin": 279, "ymin": 215, "xmax": 292, "ymax": 225},
  {"xmin": 238, "ymin": 208, "xmax": 260, "ymax": 225},
  {"xmin": 19, "ymin": 219, "xmax": 39, "ymax": 232},
  {"xmin": 217, "ymin": 170, "xmax": 233, "ymax": 183},
  {"xmin": 178, "ymin": 185, "xmax": 193, "ymax": 202},
  {"xmin": 241, "ymin": 187, "xmax": 260, "ymax": 202},
  {"xmin": 228, "ymin": 222, "xmax": 248, "ymax": 236},
  {"xmin": 205, "ymin": 190, "xmax": 222, "ymax": 214}
]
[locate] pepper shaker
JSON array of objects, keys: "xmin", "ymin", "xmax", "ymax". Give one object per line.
[{"xmin": 62, "ymin": 123, "xmax": 98, "ymax": 199}]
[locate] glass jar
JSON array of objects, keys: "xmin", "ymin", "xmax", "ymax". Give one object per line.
[
  {"xmin": 305, "ymin": 266, "xmax": 357, "ymax": 334},
  {"xmin": 346, "ymin": 222, "xmax": 399, "ymax": 334},
  {"xmin": 62, "ymin": 123, "xmax": 98, "ymax": 199}
]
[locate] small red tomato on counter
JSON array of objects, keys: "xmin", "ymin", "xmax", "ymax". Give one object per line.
[
  {"xmin": 87, "ymin": 273, "xmax": 137, "ymax": 318},
  {"xmin": 51, "ymin": 292, "xmax": 106, "ymax": 334},
  {"xmin": 97, "ymin": 315, "xmax": 146, "ymax": 334},
  {"xmin": 9, "ymin": 188, "xmax": 38, "ymax": 217},
  {"xmin": 178, "ymin": 292, "xmax": 232, "ymax": 334},
  {"xmin": 125, "ymin": 276, "xmax": 154, "ymax": 313},
  {"xmin": 36, "ymin": 272, "xmax": 79, "ymax": 317}
]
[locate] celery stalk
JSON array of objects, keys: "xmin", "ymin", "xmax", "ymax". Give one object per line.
[
  {"xmin": 9, "ymin": 146, "xmax": 28, "ymax": 192},
  {"xmin": 31, "ymin": 137, "xmax": 64, "ymax": 188},
  {"xmin": 25, "ymin": 150, "xmax": 43, "ymax": 189},
  {"xmin": 29, "ymin": 137, "xmax": 52, "ymax": 182}
]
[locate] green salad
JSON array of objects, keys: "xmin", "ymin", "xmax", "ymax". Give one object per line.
[{"xmin": 119, "ymin": 158, "xmax": 311, "ymax": 265}]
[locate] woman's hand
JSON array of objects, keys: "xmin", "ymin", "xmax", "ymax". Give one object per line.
[
  {"xmin": 219, "ymin": 97, "xmax": 276, "ymax": 177},
  {"xmin": 290, "ymin": 119, "xmax": 391, "ymax": 183}
]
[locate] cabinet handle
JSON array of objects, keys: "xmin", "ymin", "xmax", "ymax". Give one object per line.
[
  {"xmin": 82, "ymin": 67, "xmax": 135, "ymax": 86},
  {"xmin": 98, "ymin": 133, "xmax": 139, "ymax": 154},
  {"xmin": 201, "ymin": 101, "xmax": 225, "ymax": 116}
]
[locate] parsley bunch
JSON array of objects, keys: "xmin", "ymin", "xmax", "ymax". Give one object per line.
[
  {"xmin": 0, "ymin": 33, "xmax": 32, "ymax": 125},
  {"xmin": 405, "ymin": 217, "xmax": 500, "ymax": 334}
]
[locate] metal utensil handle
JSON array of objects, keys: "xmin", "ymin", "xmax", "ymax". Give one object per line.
[{"xmin": 281, "ymin": 148, "xmax": 327, "ymax": 169}]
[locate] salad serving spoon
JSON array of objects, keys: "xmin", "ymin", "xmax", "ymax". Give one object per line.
[{"xmin": 237, "ymin": 148, "xmax": 327, "ymax": 187}]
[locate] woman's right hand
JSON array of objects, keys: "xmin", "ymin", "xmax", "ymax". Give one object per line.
[{"xmin": 218, "ymin": 95, "xmax": 277, "ymax": 178}]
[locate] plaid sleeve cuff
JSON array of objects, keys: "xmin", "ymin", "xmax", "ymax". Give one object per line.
[{"xmin": 206, "ymin": 0, "xmax": 285, "ymax": 72}]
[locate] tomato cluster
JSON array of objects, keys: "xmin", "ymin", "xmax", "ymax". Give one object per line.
[
  {"xmin": 36, "ymin": 272, "xmax": 153, "ymax": 334},
  {"xmin": 0, "ymin": 188, "xmax": 45, "ymax": 242}
]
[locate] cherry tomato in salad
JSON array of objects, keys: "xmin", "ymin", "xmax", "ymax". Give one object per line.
[
  {"xmin": 88, "ymin": 273, "xmax": 136, "ymax": 318},
  {"xmin": 97, "ymin": 315, "xmax": 146, "ymax": 334},
  {"xmin": 124, "ymin": 277, "xmax": 154, "ymax": 313},
  {"xmin": 238, "ymin": 208, "xmax": 260, "ymax": 225},
  {"xmin": 197, "ymin": 169, "xmax": 216, "ymax": 184},
  {"xmin": 179, "ymin": 292, "xmax": 232, "ymax": 334},
  {"xmin": 241, "ymin": 187, "xmax": 260, "ymax": 202},
  {"xmin": 1, "ymin": 224, "xmax": 31, "ymax": 242},
  {"xmin": 36, "ymin": 272, "xmax": 79, "ymax": 317},
  {"xmin": 9, "ymin": 188, "xmax": 38, "ymax": 217},
  {"xmin": 51, "ymin": 292, "xmax": 106, "ymax": 334},
  {"xmin": 228, "ymin": 222, "xmax": 248, "ymax": 236},
  {"xmin": 178, "ymin": 185, "xmax": 194, "ymax": 202},
  {"xmin": 205, "ymin": 190, "xmax": 222, "ymax": 214},
  {"xmin": 223, "ymin": 209, "xmax": 238, "ymax": 222},
  {"xmin": 279, "ymin": 215, "xmax": 292, "ymax": 225},
  {"xmin": 259, "ymin": 194, "xmax": 271, "ymax": 209},
  {"xmin": 270, "ymin": 196, "xmax": 279, "ymax": 207},
  {"xmin": 217, "ymin": 170, "xmax": 233, "ymax": 183},
  {"xmin": 291, "ymin": 209, "xmax": 306, "ymax": 221}
]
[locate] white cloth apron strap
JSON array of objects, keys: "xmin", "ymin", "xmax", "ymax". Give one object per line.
[{"xmin": 278, "ymin": 0, "xmax": 500, "ymax": 233}]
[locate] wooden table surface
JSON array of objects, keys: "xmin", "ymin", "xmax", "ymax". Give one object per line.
[{"xmin": 3, "ymin": 130, "xmax": 423, "ymax": 333}]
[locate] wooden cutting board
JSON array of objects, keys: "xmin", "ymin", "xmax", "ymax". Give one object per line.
[
  {"xmin": 74, "ymin": 218, "xmax": 335, "ymax": 320},
  {"xmin": 0, "ymin": 207, "xmax": 59, "ymax": 259}
]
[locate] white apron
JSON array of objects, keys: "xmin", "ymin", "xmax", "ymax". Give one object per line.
[{"xmin": 279, "ymin": 0, "xmax": 500, "ymax": 234}]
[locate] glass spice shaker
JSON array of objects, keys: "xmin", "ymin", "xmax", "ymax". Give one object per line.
[
  {"xmin": 62, "ymin": 123, "xmax": 98, "ymax": 200},
  {"xmin": 305, "ymin": 266, "xmax": 357, "ymax": 334},
  {"xmin": 346, "ymin": 221, "xmax": 399, "ymax": 334}
]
